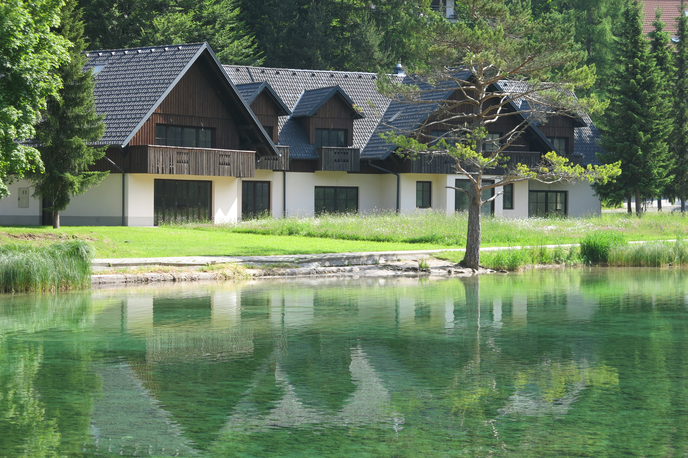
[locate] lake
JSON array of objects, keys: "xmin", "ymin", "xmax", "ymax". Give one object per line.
[{"xmin": 1, "ymin": 268, "xmax": 688, "ymax": 457}]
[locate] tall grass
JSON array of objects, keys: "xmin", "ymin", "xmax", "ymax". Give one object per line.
[
  {"xmin": 580, "ymin": 232, "xmax": 627, "ymax": 264},
  {"xmin": 0, "ymin": 241, "xmax": 93, "ymax": 293},
  {"xmin": 608, "ymin": 239, "xmax": 688, "ymax": 267},
  {"xmin": 437, "ymin": 245, "xmax": 581, "ymax": 271}
]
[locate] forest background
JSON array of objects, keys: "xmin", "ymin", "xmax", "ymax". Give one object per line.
[{"xmin": 78, "ymin": 0, "xmax": 625, "ymax": 94}]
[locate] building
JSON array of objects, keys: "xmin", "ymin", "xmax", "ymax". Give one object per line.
[{"xmin": 0, "ymin": 42, "xmax": 604, "ymax": 226}]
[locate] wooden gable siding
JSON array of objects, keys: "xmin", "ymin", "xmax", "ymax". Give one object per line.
[
  {"xmin": 306, "ymin": 95, "xmax": 355, "ymax": 146},
  {"xmin": 129, "ymin": 63, "xmax": 240, "ymax": 149},
  {"xmin": 537, "ymin": 116, "xmax": 575, "ymax": 155},
  {"xmin": 424, "ymin": 91, "xmax": 531, "ymax": 151},
  {"xmin": 250, "ymin": 91, "xmax": 279, "ymax": 143}
]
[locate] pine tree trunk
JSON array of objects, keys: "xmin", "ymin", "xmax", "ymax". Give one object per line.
[
  {"xmin": 658, "ymin": 197, "xmax": 662, "ymax": 211},
  {"xmin": 463, "ymin": 187, "xmax": 482, "ymax": 270},
  {"xmin": 635, "ymin": 189, "xmax": 643, "ymax": 216},
  {"xmin": 53, "ymin": 210, "xmax": 60, "ymax": 229},
  {"xmin": 682, "ymin": 198, "xmax": 686, "ymax": 213},
  {"xmin": 627, "ymin": 196, "xmax": 632, "ymax": 213}
]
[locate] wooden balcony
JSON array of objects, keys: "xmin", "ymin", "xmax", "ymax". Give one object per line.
[
  {"xmin": 95, "ymin": 145, "xmax": 256, "ymax": 177},
  {"xmin": 256, "ymin": 145, "xmax": 289, "ymax": 171},
  {"xmin": 317, "ymin": 147, "xmax": 360, "ymax": 172}
]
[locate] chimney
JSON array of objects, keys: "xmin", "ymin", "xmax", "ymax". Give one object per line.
[{"xmin": 393, "ymin": 61, "xmax": 405, "ymax": 77}]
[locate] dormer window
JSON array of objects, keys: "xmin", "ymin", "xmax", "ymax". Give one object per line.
[
  {"xmin": 315, "ymin": 128, "xmax": 347, "ymax": 148},
  {"xmin": 547, "ymin": 137, "xmax": 567, "ymax": 154}
]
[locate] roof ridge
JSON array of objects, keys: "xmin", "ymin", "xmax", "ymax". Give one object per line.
[
  {"xmin": 224, "ymin": 64, "xmax": 380, "ymax": 77},
  {"xmin": 85, "ymin": 42, "xmax": 205, "ymax": 56}
]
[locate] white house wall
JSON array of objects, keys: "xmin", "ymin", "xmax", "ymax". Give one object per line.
[
  {"xmin": 0, "ymin": 180, "xmax": 41, "ymax": 225},
  {"xmin": 60, "ymin": 174, "xmax": 124, "ymax": 225},
  {"xmin": 529, "ymin": 180, "xmax": 601, "ymax": 217},
  {"xmin": 282, "ymin": 171, "xmax": 396, "ymax": 218}
]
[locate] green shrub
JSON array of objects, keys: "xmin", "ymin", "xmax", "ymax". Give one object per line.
[
  {"xmin": 0, "ymin": 241, "xmax": 93, "ymax": 293},
  {"xmin": 579, "ymin": 232, "xmax": 626, "ymax": 264}
]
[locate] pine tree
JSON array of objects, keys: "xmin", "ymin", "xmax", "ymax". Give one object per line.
[
  {"xmin": 595, "ymin": 0, "xmax": 673, "ymax": 215},
  {"xmin": 649, "ymin": 7, "xmax": 676, "ymax": 211},
  {"xmin": 33, "ymin": 0, "xmax": 107, "ymax": 229},
  {"xmin": 673, "ymin": 0, "xmax": 688, "ymax": 212}
]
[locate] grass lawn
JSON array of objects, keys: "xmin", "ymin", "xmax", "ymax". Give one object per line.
[{"xmin": 1, "ymin": 211, "xmax": 687, "ymax": 258}]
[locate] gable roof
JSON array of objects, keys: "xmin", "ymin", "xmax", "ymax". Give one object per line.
[
  {"xmin": 235, "ymin": 81, "xmax": 291, "ymax": 116},
  {"xmin": 225, "ymin": 65, "xmax": 400, "ymax": 159},
  {"xmin": 85, "ymin": 42, "xmax": 278, "ymax": 157},
  {"xmin": 643, "ymin": 0, "xmax": 687, "ymax": 37},
  {"xmin": 291, "ymin": 86, "xmax": 364, "ymax": 119}
]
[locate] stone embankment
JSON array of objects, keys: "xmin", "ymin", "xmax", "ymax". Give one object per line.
[{"xmin": 91, "ymin": 249, "xmax": 494, "ymax": 287}]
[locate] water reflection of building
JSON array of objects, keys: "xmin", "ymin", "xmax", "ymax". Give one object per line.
[{"xmin": 87, "ymin": 276, "xmax": 611, "ymax": 453}]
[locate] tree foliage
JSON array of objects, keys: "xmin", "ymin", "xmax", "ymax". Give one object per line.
[
  {"xmin": 672, "ymin": 0, "xmax": 688, "ymax": 211},
  {"xmin": 33, "ymin": 0, "xmax": 107, "ymax": 228},
  {"xmin": 595, "ymin": 0, "xmax": 673, "ymax": 215},
  {"xmin": 380, "ymin": 0, "xmax": 620, "ymax": 269},
  {"xmin": 79, "ymin": 0, "xmax": 261, "ymax": 64},
  {"xmin": 0, "ymin": 0, "xmax": 69, "ymax": 197}
]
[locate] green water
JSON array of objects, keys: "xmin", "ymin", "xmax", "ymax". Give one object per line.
[{"xmin": 2, "ymin": 269, "xmax": 688, "ymax": 457}]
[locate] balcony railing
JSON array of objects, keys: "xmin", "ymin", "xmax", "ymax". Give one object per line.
[
  {"xmin": 317, "ymin": 147, "xmax": 360, "ymax": 172},
  {"xmin": 94, "ymin": 145, "xmax": 256, "ymax": 177},
  {"xmin": 256, "ymin": 145, "xmax": 289, "ymax": 171}
]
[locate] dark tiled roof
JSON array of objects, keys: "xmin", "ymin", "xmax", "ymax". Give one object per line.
[
  {"xmin": 291, "ymin": 86, "xmax": 364, "ymax": 119},
  {"xmin": 235, "ymin": 82, "xmax": 291, "ymax": 116},
  {"xmin": 225, "ymin": 65, "xmax": 398, "ymax": 159},
  {"xmin": 575, "ymin": 114, "xmax": 604, "ymax": 166},
  {"xmin": 86, "ymin": 43, "xmax": 205, "ymax": 146},
  {"xmin": 362, "ymin": 73, "xmax": 469, "ymax": 160}
]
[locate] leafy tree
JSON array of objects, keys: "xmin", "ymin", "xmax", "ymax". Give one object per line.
[
  {"xmin": 145, "ymin": 0, "xmax": 262, "ymax": 65},
  {"xmin": 649, "ymin": 7, "xmax": 676, "ymax": 211},
  {"xmin": 79, "ymin": 0, "xmax": 166, "ymax": 50},
  {"xmin": 595, "ymin": 0, "xmax": 673, "ymax": 215},
  {"xmin": 32, "ymin": 0, "xmax": 107, "ymax": 229},
  {"xmin": 672, "ymin": 0, "xmax": 688, "ymax": 212},
  {"xmin": 381, "ymin": 0, "xmax": 619, "ymax": 269},
  {"xmin": 0, "ymin": 0, "xmax": 69, "ymax": 197}
]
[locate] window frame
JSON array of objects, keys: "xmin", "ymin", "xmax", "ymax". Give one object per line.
[
  {"xmin": 528, "ymin": 190, "xmax": 568, "ymax": 217},
  {"xmin": 242, "ymin": 181, "xmax": 271, "ymax": 219},
  {"xmin": 315, "ymin": 128, "xmax": 348, "ymax": 148},
  {"xmin": 314, "ymin": 186, "xmax": 358, "ymax": 215},
  {"xmin": 483, "ymin": 132, "xmax": 501, "ymax": 152},
  {"xmin": 155, "ymin": 124, "xmax": 215, "ymax": 148},
  {"xmin": 416, "ymin": 181, "xmax": 432, "ymax": 208},
  {"xmin": 502, "ymin": 183, "xmax": 514, "ymax": 210},
  {"xmin": 455, "ymin": 179, "xmax": 494, "ymax": 216},
  {"xmin": 546, "ymin": 137, "xmax": 568, "ymax": 155}
]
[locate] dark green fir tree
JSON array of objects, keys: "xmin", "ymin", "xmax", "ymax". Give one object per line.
[
  {"xmin": 33, "ymin": 0, "xmax": 107, "ymax": 229},
  {"xmin": 673, "ymin": 0, "xmax": 688, "ymax": 212},
  {"xmin": 649, "ymin": 6, "xmax": 676, "ymax": 211},
  {"xmin": 595, "ymin": 0, "xmax": 673, "ymax": 215}
]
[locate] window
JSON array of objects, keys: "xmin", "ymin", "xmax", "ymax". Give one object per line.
[
  {"xmin": 315, "ymin": 129, "xmax": 347, "ymax": 148},
  {"xmin": 430, "ymin": 129, "xmax": 459, "ymax": 146},
  {"xmin": 502, "ymin": 183, "xmax": 513, "ymax": 210},
  {"xmin": 154, "ymin": 179, "xmax": 212, "ymax": 225},
  {"xmin": 155, "ymin": 125, "xmax": 214, "ymax": 148},
  {"xmin": 528, "ymin": 191, "xmax": 567, "ymax": 217},
  {"xmin": 314, "ymin": 186, "xmax": 358, "ymax": 215},
  {"xmin": 483, "ymin": 132, "xmax": 501, "ymax": 152},
  {"xmin": 547, "ymin": 137, "xmax": 567, "ymax": 154},
  {"xmin": 242, "ymin": 181, "xmax": 270, "ymax": 219},
  {"xmin": 416, "ymin": 181, "xmax": 431, "ymax": 208},
  {"xmin": 455, "ymin": 179, "xmax": 494, "ymax": 216}
]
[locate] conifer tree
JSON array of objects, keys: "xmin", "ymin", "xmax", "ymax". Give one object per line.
[
  {"xmin": 595, "ymin": 0, "xmax": 673, "ymax": 215},
  {"xmin": 649, "ymin": 7, "xmax": 676, "ymax": 211},
  {"xmin": 673, "ymin": 0, "xmax": 688, "ymax": 212},
  {"xmin": 33, "ymin": 0, "xmax": 107, "ymax": 229}
]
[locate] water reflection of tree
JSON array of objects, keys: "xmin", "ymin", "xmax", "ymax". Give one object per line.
[{"xmin": 0, "ymin": 294, "xmax": 99, "ymax": 457}]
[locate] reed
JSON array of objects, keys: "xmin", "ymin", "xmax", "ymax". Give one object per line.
[
  {"xmin": 0, "ymin": 241, "xmax": 93, "ymax": 293},
  {"xmin": 607, "ymin": 239, "xmax": 688, "ymax": 267},
  {"xmin": 579, "ymin": 231, "xmax": 627, "ymax": 264}
]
